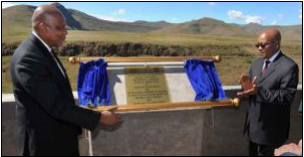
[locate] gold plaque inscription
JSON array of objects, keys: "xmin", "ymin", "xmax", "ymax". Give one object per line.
[{"xmin": 125, "ymin": 67, "xmax": 171, "ymax": 105}]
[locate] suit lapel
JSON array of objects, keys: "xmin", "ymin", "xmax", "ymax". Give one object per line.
[
  {"xmin": 257, "ymin": 52, "xmax": 283, "ymax": 84},
  {"xmin": 255, "ymin": 59, "xmax": 264, "ymax": 81},
  {"xmin": 52, "ymin": 52, "xmax": 70, "ymax": 83},
  {"xmin": 53, "ymin": 55, "xmax": 74, "ymax": 94},
  {"xmin": 50, "ymin": 48, "xmax": 74, "ymax": 95},
  {"xmin": 30, "ymin": 34, "xmax": 70, "ymax": 90},
  {"xmin": 50, "ymin": 52, "xmax": 74, "ymax": 93},
  {"xmin": 258, "ymin": 64, "xmax": 275, "ymax": 83}
]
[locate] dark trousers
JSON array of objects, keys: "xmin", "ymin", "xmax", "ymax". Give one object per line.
[
  {"xmin": 22, "ymin": 133, "xmax": 80, "ymax": 156},
  {"xmin": 250, "ymin": 141, "xmax": 280, "ymax": 156},
  {"xmin": 23, "ymin": 132, "xmax": 30, "ymax": 156}
]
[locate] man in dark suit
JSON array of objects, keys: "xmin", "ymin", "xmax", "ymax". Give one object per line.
[
  {"xmin": 237, "ymin": 29, "xmax": 299, "ymax": 156},
  {"xmin": 10, "ymin": 5, "xmax": 121, "ymax": 156}
]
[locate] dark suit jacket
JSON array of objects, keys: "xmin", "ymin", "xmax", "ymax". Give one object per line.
[
  {"xmin": 245, "ymin": 52, "xmax": 299, "ymax": 146},
  {"xmin": 10, "ymin": 34, "xmax": 101, "ymax": 156}
]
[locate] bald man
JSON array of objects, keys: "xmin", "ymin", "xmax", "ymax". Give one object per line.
[
  {"xmin": 10, "ymin": 5, "xmax": 121, "ymax": 156},
  {"xmin": 238, "ymin": 29, "xmax": 299, "ymax": 156}
]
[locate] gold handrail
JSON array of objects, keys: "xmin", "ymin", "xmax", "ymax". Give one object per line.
[
  {"xmin": 69, "ymin": 55, "xmax": 221, "ymax": 64},
  {"xmin": 87, "ymin": 98, "xmax": 240, "ymax": 112}
]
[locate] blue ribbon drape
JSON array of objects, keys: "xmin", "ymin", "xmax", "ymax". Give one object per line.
[
  {"xmin": 184, "ymin": 59, "xmax": 226, "ymax": 101},
  {"xmin": 77, "ymin": 59, "xmax": 110, "ymax": 107}
]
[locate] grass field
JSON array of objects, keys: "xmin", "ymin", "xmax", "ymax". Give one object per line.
[
  {"xmin": 2, "ymin": 55, "xmax": 302, "ymax": 94},
  {"xmin": 3, "ymin": 29, "xmax": 302, "ymax": 46},
  {"xmin": 2, "ymin": 30, "xmax": 302, "ymax": 93}
]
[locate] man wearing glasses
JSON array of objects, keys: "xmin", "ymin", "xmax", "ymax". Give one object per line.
[{"xmin": 237, "ymin": 29, "xmax": 299, "ymax": 156}]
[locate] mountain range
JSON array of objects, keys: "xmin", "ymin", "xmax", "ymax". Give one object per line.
[{"xmin": 2, "ymin": 2, "xmax": 302, "ymax": 40}]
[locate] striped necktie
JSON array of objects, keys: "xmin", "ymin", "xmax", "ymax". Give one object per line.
[{"xmin": 262, "ymin": 60, "xmax": 270, "ymax": 75}]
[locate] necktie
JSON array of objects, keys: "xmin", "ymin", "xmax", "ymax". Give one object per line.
[
  {"xmin": 262, "ymin": 60, "xmax": 270, "ymax": 74},
  {"xmin": 50, "ymin": 49, "xmax": 66, "ymax": 78}
]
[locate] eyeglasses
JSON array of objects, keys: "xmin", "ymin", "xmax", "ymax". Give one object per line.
[{"xmin": 255, "ymin": 42, "xmax": 276, "ymax": 49}]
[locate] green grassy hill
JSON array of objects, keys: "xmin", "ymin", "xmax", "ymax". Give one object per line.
[
  {"xmin": 2, "ymin": 3, "xmax": 302, "ymax": 43},
  {"xmin": 1, "ymin": 3, "xmax": 302, "ymax": 93},
  {"xmin": 2, "ymin": 2, "xmax": 174, "ymax": 35},
  {"xmin": 155, "ymin": 17, "xmax": 303, "ymax": 40},
  {"xmin": 154, "ymin": 18, "xmax": 250, "ymax": 36},
  {"xmin": 2, "ymin": 5, "xmax": 34, "ymax": 43}
]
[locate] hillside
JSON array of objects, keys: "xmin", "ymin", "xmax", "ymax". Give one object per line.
[
  {"xmin": 154, "ymin": 18, "xmax": 250, "ymax": 36},
  {"xmin": 2, "ymin": 2, "xmax": 174, "ymax": 33},
  {"xmin": 242, "ymin": 23, "xmax": 302, "ymax": 40},
  {"xmin": 154, "ymin": 17, "xmax": 302, "ymax": 40},
  {"xmin": 2, "ymin": 2, "xmax": 302, "ymax": 42}
]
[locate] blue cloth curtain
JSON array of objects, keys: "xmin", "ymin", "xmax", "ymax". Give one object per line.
[
  {"xmin": 184, "ymin": 59, "xmax": 226, "ymax": 101},
  {"xmin": 77, "ymin": 59, "xmax": 110, "ymax": 107}
]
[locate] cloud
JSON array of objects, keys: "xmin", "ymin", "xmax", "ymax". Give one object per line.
[
  {"xmin": 2, "ymin": 2, "xmax": 18, "ymax": 9},
  {"xmin": 171, "ymin": 18, "xmax": 179, "ymax": 22},
  {"xmin": 93, "ymin": 8, "xmax": 129, "ymax": 22},
  {"xmin": 299, "ymin": 10, "xmax": 302, "ymax": 19},
  {"xmin": 244, "ymin": 16, "xmax": 265, "ymax": 24},
  {"xmin": 207, "ymin": 2, "xmax": 216, "ymax": 6},
  {"xmin": 94, "ymin": 15, "xmax": 130, "ymax": 22},
  {"xmin": 227, "ymin": 10, "xmax": 265, "ymax": 24},
  {"xmin": 112, "ymin": 9, "xmax": 126, "ymax": 16},
  {"xmin": 227, "ymin": 10, "xmax": 243, "ymax": 19},
  {"xmin": 270, "ymin": 20, "xmax": 277, "ymax": 25}
]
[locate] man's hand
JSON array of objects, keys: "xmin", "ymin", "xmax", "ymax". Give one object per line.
[
  {"xmin": 237, "ymin": 74, "xmax": 257, "ymax": 97},
  {"xmin": 100, "ymin": 109, "xmax": 122, "ymax": 126},
  {"xmin": 298, "ymin": 139, "xmax": 302, "ymax": 148},
  {"xmin": 274, "ymin": 140, "xmax": 302, "ymax": 156}
]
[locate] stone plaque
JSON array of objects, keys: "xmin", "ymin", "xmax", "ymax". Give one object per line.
[{"xmin": 125, "ymin": 67, "xmax": 171, "ymax": 104}]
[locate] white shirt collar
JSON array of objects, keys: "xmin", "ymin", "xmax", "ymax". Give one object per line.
[
  {"xmin": 267, "ymin": 50, "xmax": 281, "ymax": 63},
  {"xmin": 32, "ymin": 31, "xmax": 52, "ymax": 52}
]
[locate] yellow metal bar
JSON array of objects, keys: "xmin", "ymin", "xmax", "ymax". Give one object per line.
[
  {"xmin": 69, "ymin": 55, "xmax": 221, "ymax": 64},
  {"xmin": 86, "ymin": 98, "xmax": 240, "ymax": 112}
]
